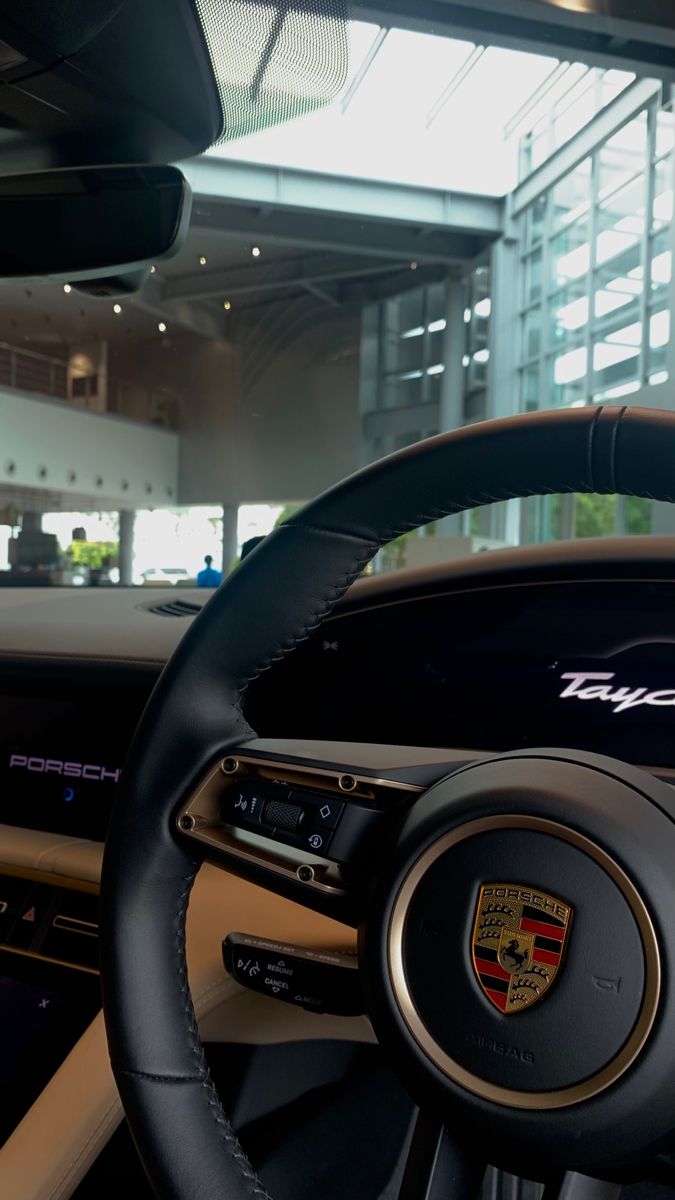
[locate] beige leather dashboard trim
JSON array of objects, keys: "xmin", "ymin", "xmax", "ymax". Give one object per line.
[
  {"xmin": 0, "ymin": 824, "xmax": 103, "ymax": 886},
  {"xmin": 0, "ymin": 829, "xmax": 368, "ymax": 1200}
]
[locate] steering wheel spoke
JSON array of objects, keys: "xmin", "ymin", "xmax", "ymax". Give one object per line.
[
  {"xmin": 175, "ymin": 737, "xmax": 469, "ymax": 924},
  {"xmin": 398, "ymin": 1109, "xmax": 485, "ymax": 1200}
]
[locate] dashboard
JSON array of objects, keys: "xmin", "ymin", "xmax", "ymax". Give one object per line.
[
  {"xmin": 2, "ymin": 536, "xmax": 675, "ymax": 1191},
  {"xmin": 249, "ymin": 576, "xmax": 675, "ymax": 769},
  {"xmin": 2, "ymin": 539, "xmax": 675, "ymax": 846}
]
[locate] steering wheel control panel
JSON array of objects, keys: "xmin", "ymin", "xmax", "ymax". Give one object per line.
[
  {"xmin": 219, "ymin": 777, "xmax": 345, "ymax": 861},
  {"xmin": 176, "ymin": 751, "xmax": 423, "ymax": 908},
  {"xmin": 223, "ymin": 932, "xmax": 364, "ymax": 1015}
]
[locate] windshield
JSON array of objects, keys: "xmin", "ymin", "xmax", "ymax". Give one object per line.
[{"xmin": 0, "ymin": 9, "xmax": 670, "ymax": 586}]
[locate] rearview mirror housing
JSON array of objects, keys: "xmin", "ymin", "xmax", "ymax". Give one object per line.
[{"xmin": 0, "ymin": 164, "xmax": 190, "ymax": 288}]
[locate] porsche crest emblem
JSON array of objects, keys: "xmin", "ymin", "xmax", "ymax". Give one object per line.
[{"xmin": 471, "ymin": 883, "xmax": 572, "ymax": 1014}]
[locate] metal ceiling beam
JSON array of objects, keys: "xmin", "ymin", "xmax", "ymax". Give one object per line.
[
  {"xmin": 502, "ymin": 59, "xmax": 574, "ymax": 140},
  {"xmin": 302, "ymin": 280, "xmax": 341, "ymax": 306},
  {"xmin": 129, "ymin": 276, "xmax": 227, "ymax": 340},
  {"xmin": 509, "ymin": 75, "xmax": 662, "ymax": 215},
  {"xmin": 341, "ymin": 27, "xmax": 389, "ymax": 113},
  {"xmin": 353, "ymin": 0, "xmax": 675, "ymax": 78},
  {"xmin": 341, "ymin": 262, "xmax": 448, "ymax": 303},
  {"xmin": 189, "ymin": 200, "xmax": 491, "ymax": 265},
  {"xmin": 180, "ymin": 157, "xmax": 504, "ymax": 238},
  {"xmin": 426, "ymin": 45, "xmax": 486, "ymax": 130},
  {"xmin": 162, "ymin": 254, "xmax": 412, "ymax": 302}
]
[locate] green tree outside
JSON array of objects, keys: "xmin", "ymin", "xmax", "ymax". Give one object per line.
[{"xmin": 68, "ymin": 540, "xmax": 118, "ymax": 569}]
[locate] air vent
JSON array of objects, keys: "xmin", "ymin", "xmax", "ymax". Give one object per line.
[{"xmin": 146, "ymin": 599, "xmax": 203, "ymax": 618}]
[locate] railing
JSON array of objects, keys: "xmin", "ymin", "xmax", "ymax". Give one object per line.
[
  {"xmin": 0, "ymin": 341, "xmax": 67, "ymax": 399},
  {"xmin": 0, "ymin": 340, "xmax": 180, "ymax": 429}
]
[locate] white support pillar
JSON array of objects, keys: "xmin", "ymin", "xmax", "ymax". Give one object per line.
[
  {"xmin": 221, "ymin": 504, "xmax": 238, "ymax": 575},
  {"xmin": 118, "ymin": 510, "xmax": 135, "ymax": 587}
]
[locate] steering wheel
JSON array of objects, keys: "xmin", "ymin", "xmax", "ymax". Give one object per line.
[{"xmin": 101, "ymin": 404, "xmax": 675, "ymax": 1200}]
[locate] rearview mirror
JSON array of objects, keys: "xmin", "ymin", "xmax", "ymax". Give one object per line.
[{"xmin": 0, "ymin": 165, "xmax": 190, "ymax": 283}]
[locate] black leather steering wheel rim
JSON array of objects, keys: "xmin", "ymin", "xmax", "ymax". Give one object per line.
[{"xmin": 100, "ymin": 404, "xmax": 675, "ymax": 1199}]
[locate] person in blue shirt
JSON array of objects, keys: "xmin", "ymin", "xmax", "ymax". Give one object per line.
[{"xmin": 196, "ymin": 555, "xmax": 222, "ymax": 588}]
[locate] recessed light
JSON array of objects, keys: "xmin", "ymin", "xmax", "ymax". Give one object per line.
[
  {"xmin": 251, "ymin": 246, "xmax": 261, "ymax": 257},
  {"xmin": 113, "ymin": 303, "xmax": 122, "ymax": 314},
  {"xmin": 63, "ymin": 284, "xmax": 72, "ymax": 294},
  {"xmin": 158, "ymin": 321, "xmax": 167, "ymax": 333},
  {"xmin": 199, "ymin": 255, "xmax": 207, "ymax": 266},
  {"xmin": 223, "ymin": 299, "xmax": 232, "ymax": 310},
  {"xmin": 150, "ymin": 265, "xmax": 156, "ymax": 273},
  {"xmin": 410, "ymin": 261, "xmax": 418, "ymax": 270}
]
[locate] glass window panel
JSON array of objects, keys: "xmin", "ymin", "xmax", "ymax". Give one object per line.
[
  {"xmin": 468, "ymin": 352, "xmax": 488, "ymax": 390},
  {"xmin": 382, "ymin": 290, "xmax": 425, "ymax": 373},
  {"xmin": 523, "ymin": 494, "xmax": 564, "ymax": 543},
  {"xmin": 598, "ymin": 111, "xmax": 648, "ymax": 199},
  {"xmin": 592, "ymin": 320, "xmax": 640, "ymax": 394},
  {"xmin": 655, "ymin": 108, "xmax": 675, "ymax": 159},
  {"xmin": 649, "ymin": 307, "xmax": 670, "ymax": 351},
  {"xmin": 592, "ymin": 380, "xmax": 641, "ymax": 402},
  {"xmin": 652, "ymin": 156, "xmax": 673, "ymax": 230},
  {"xmin": 550, "ymin": 282, "xmax": 588, "ymax": 345},
  {"xmin": 596, "ymin": 175, "xmax": 646, "ymax": 270},
  {"xmin": 522, "ymin": 308, "xmax": 543, "ymax": 359},
  {"xmin": 525, "ymin": 196, "xmax": 547, "ymax": 248},
  {"xmin": 550, "ymin": 219, "xmax": 590, "ymax": 286},
  {"xmin": 343, "ymin": 22, "xmax": 382, "ymax": 88},
  {"xmin": 426, "ymin": 280, "xmax": 446, "ymax": 319},
  {"xmin": 468, "ymin": 315, "xmax": 489, "ymax": 352},
  {"xmin": 428, "ymin": 329, "xmax": 445, "ymax": 363},
  {"xmin": 552, "ymin": 345, "xmax": 587, "ymax": 406},
  {"xmin": 469, "ymin": 265, "xmax": 490, "ymax": 309},
  {"xmin": 593, "ymin": 255, "xmax": 642, "ymax": 333},
  {"xmin": 396, "ymin": 290, "xmax": 425, "ymax": 331},
  {"xmin": 393, "ymin": 430, "xmax": 422, "ymax": 451},
  {"xmin": 350, "ymin": 29, "xmax": 477, "ymax": 123},
  {"xmin": 528, "ymin": 126, "xmax": 553, "ymax": 173},
  {"xmin": 434, "ymin": 46, "xmax": 559, "ymax": 138},
  {"xmin": 520, "ymin": 364, "xmax": 541, "ymax": 412},
  {"xmin": 427, "ymin": 371, "xmax": 443, "ymax": 408},
  {"xmin": 523, "ymin": 249, "xmax": 543, "ymax": 304},
  {"xmin": 382, "ymin": 373, "xmax": 424, "ymax": 408},
  {"xmin": 650, "ymin": 228, "xmax": 671, "ymax": 304},
  {"xmin": 551, "ymin": 79, "xmax": 598, "ymax": 150},
  {"xmin": 396, "ymin": 334, "xmax": 425, "ymax": 373},
  {"xmin": 551, "ymin": 157, "xmax": 591, "ymax": 230},
  {"xmin": 647, "ymin": 344, "xmax": 668, "ymax": 378},
  {"xmin": 464, "ymin": 389, "xmax": 487, "ymax": 422}
]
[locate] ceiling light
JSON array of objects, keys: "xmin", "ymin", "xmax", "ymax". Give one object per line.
[
  {"xmin": 158, "ymin": 321, "xmax": 167, "ymax": 333},
  {"xmin": 199, "ymin": 255, "xmax": 207, "ymax": 266},
  {"xmin": 63, "ymin": 284, "xmax": 72, "ymax": 294},
  {"xmin": 113, "ymin": 303, "xmax": 122, "ymax": 314},
  {"xmin": 251, "ymin": 246, "xmax": 261, "ymax": 257},
  {"xmin": 150, "ymin": 265, "xmax": 156, "ymax": 274},
  {"xmin": 223, "ymin": 300, "xmax": 232, "ymax": 311},
  {"xmin": 410, "ymin": 261, "xmax": 418, "ymax": 270}
]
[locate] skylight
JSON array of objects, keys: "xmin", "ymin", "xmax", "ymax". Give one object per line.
[{"xmin": 212, "ymin": 21, "xmax": 633, "ymax": 196}]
